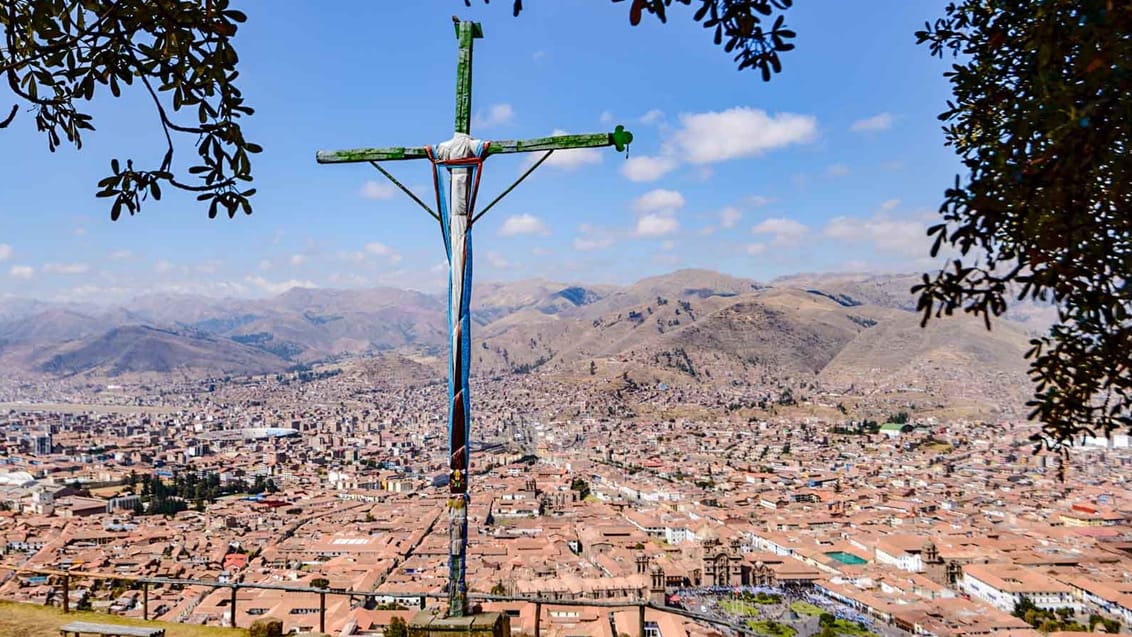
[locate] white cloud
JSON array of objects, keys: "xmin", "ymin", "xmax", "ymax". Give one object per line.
[
  {"xmin": 746, "ymin": 243, "xmax": 767, "ymax": 256},
  {"xmin": 599, "ymin": 111, "xmax": 614, "ymax": 125},
  {"xmin": 660, "ymin": 240, "xmax": 676, "ymax": 251},
  {"xmin": 155, "ymin": 260, "xmax": 174, "ymax": 274},
  {"xmin": 328, "ymin": 272, "xmax": 369, "ymax": 287},
  {"xmin": 700, "ymin": 205, "xmax": 743, "ymax": 236},
  {"xmin": 632, "ymin": 189, "xmax": 685, "ymax": 214},
  {"xmin": 746, "ymin": 195, "xmax": 775, "ymax": 207},
  {"xmin": 827, "ymin": 163, "xmax": 850, "ymax": 177},
  {"xmin": 574, "ymin": 224, "xmax": 615, "ymax": 251},
  {"xmin": 0, "ymin": 244, "xmax": 12, "ymax": 261},
  {"xmin": 635, "ymin": 214, "xmax": 679, "ymax": 237},
  {"xmin": 751, "ymin": 217, "xmax": 809, "ymax": 247},
  {"xmin": 720, "ymin": 206, "xmax": 742, "ymax": 229},
  {"xmin": 621, "ymin": 155, "xmax": 678, "ymax": 182},
  {"xmin": 52, "ymin": 280, "xmax": 251, "ymax": 302},
  {"xmin": 631, "ymin": 189, "xmax": 683, "ymax": 237},
  {"xmin": 613, "ymin": 108, "xmax": 815, "ymax": 184},
  {"xmin": 850, "ymin": 112, "xmax": 893, "ymax": 133},
  {"xmin": 474, "ymin": 103, "xmax": 514, "ymax": 130},
  {"xmin": 360, "ymin": 180, "xmax": 396, "ymax": 200},
  {"xmin": 196, "ymin": 260, "xmax": 222, "ymax": 274},
  {"xmin": 823, "ymin": 212, "xmax": 931, "ymax": 258},
  {"xmin": 498, "ymin": 214, "xmax": 550, "ymax": 237},
  {"xmin": 485, "ymin": 251, "xmax": 513, "ymax": 269},
  {"xmin": 55, "ymin": 284, "xmax": 130, "ymax": 301},
  {"xmin": 108, "ymin": 250, "xmax": 133, "ymax": 261},
  {"xmin": 672, "ymin": 107, "xmax": 817, "ymax": 164},
  {"xmin": 537, "ymin": 129, "xmax": 602, "ymax": 170},
  {"xmin": 9, "ymin": 265, "xmax": 33, "ymax": 279},
  {"xmin": 258, "ymin": 259, "xmax": 273, "ymax": 271},
  {"xmin": 879, "ymin": 198, "xmax": 901, "ymax": 212},
  {"xmin": 364, "ymin": 242, "xmax": 402, "ymax": 263},
  {"xmin": 841, "ymin": 259, "xmax": 871, "ymax": 272},
  {"xmin": 246, "ymin": 275, "xmax": 317, "ymax": 295},
  {"xmin": 573, "ymin": 236, "xmax": 614, "ymax": 251},
  {"xmin": 42, "ymin": 262, "xmax": 90, "ymax": 275},
  {"xmin": 339, "ymin": 245, "xmax": 405, "ymax": 266},
  {"xmin": 290, "ymin": 254, "xmax": 307, "ymax": 266}
]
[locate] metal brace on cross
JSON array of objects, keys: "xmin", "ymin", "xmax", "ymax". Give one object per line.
[{"xmin": 316, "ymin": 18, "xmax": 632, "ymax": 618}]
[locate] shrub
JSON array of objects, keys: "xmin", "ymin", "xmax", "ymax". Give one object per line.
[{"xmin": 250, "ymin": 617, "xmax": 284, "ymax": 637}]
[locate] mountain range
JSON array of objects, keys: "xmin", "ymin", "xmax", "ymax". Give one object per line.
[{"xmin": 0, "ymin": 269, "xmax": 1052, "ymax": 412}]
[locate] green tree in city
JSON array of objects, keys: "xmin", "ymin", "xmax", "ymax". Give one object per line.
[
  {"xmin": 886, "ymin": 411, "xmax": 909, "ymax": 425},
  {"xmin": 386, "ymin": 616, "xmax": 408, "ymax": 637},
  {"xmin": 570, "ymin": 477, "xmax": 591, "ymax": 500}
]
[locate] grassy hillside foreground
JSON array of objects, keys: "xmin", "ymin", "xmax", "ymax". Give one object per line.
[{"xmin": 0, "ymin": 601, "xmax": 246, "ymax": 637}]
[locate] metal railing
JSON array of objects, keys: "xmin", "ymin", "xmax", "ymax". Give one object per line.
[{"xmin": 5, "ymin": 567, "xmax": 760, "ymax": 636}]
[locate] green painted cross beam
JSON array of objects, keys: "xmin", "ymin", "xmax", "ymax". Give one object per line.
[
  {"xmin": 315, "ymin": 130, "xmax": 633, "ymax": 164},
  {"xmin": 315, "ymin": 18, "xmax": 632, "ymax": 619}
]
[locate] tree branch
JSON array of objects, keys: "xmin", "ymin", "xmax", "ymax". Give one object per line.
[
  {"xmin": 0, "ymin": 103, "xmax": 17, "ymax": 127},
  {"xmin": 0, "ymin": 2, "xmax": 120, "ymax": 74}
]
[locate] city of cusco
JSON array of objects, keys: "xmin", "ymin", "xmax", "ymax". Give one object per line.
[{"xmin": 1, "ymin": 2, "xmax": 1129, "ymax": 637}]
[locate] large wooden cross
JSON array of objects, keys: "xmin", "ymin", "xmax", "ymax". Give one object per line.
[{"xmin": 316, "ymin": 19, "xmax": 632, "ymax": 618}]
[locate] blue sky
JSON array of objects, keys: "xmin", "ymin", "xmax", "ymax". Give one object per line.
[{"xmin": 0, "ymin": 1, "xmax": 961, "ymax": 302}]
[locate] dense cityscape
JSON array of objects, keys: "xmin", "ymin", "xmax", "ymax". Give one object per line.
[
  {"xmin": 1, "ymin": 2, "xmax": 1128, "ymax": 637},
  {"xmin": 1, "ymin": 359, "xmax": 1130, "ymax": 637}
]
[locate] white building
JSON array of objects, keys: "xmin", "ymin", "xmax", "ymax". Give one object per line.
[
  {"xmin": 1063, "ymin": 577, "xmax": 1132, "ymax": 626},
  {"xmin": 874, "ymin": 535, "xmax": 929, "ymax": 573},
  {"xmin": 28, "ymin": 488, "xmax": 54, "ymax": 515},
  {"xmin": 961, "ymin": 563, "xmax": 1078, "ymax": 613}
]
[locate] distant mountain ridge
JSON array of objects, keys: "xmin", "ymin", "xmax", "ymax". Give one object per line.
[
  {"xmin": 39, "ymin": 325, "xmax": 288, "ymax": 377},
  {"xmin": 0, "ymin": 269, "xmax": 1042, "ymax": 412}
]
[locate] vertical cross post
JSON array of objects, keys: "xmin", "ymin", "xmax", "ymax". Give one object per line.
[
  {"xmin": 453, "ymin": 20, "xmax": 481, "ymax": 135},
  {"xmin": 229, "ymin": 585, "xmax": 237, "ymax": 628},
  {"xmin": 443, "ymin": 19, "xmax": 481, "ymax": 619},
  {"xmin": 315, "ymin": 17, "xmax": 631, "ymax": 621},
  {"xmin": 319, "ymin": 591, "xmax": 327, "ymax": 633}
]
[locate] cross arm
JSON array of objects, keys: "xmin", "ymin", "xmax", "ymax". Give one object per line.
[
  {"xmin": 486, "ymin": 127, "xmax": 633, "ymax": 155},
  {"xmin": 315, "ymin": 126, "xmax": 633, "ymax": 164},
  {"xmin": 316, "ymin": 146, "xmax": 430, "ymax": 164}
]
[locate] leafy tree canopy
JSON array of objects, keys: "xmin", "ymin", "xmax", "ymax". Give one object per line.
[
  {"xmin": 1, "ymin": 0, "xmax": 259, "ymax": 220},
  {"xmin": 484, "ymin": 0, "xmax": 796, "ymax": 80},
  {"xmin": 914, "ymin": 0, "xmax": 1131, "ymax": 455}
]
